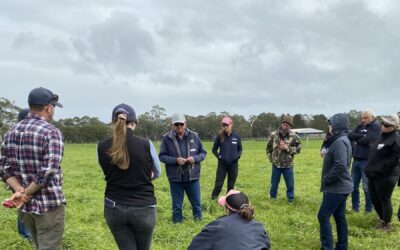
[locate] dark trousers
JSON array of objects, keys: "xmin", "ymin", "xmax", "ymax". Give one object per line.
[
  {"xmin": 169, "ymin": 180, "xmax": 202, "ymax": 223},
  {"xmin": 351, "ymin": 159, "xmax": 372, "ymax": 212},
  {"xmin": 270, "ymin": 165, "xmax": 294, "ymax": 201},
  {"xmin": 368, "ymin": 176, "xmax": 398, "ymax": 223},
  {"xmin": 104, "ymin": 204, "xmax": 156, "ymax": 250},
  {"xmin": 211, "ymin": 161, "xmax": 238, "ymax": 199},
  {"xmin": 318, "ymin": 193, "xmax": 349, "ymax": 250}
]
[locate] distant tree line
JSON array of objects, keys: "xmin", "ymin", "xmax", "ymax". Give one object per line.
[{"xmin": 1, "ymin": 97, "xmax": 398, "ymax": 143}]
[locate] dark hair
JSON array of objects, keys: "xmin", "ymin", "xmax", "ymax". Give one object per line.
[
  {"xmin": 29, "ymin": 104, "xmax": 45, "ymax": 112},
  {"xmin": 228, "ymin": 203, "xmax": 255, "ymax": 221}
]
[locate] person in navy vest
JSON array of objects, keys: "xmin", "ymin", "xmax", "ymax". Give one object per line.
[
  {"xmin": 159, "ymin": 113, "xmax": 207, "ymax": 223},
  {"xmin": 211, "ymin": 116, "xmax": 242, "ymax": 200},
  {"xmin": 97, "ymin": 103, "xmax": 161, "ymax": 250}
]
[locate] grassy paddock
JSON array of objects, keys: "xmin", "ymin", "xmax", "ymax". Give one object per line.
[{"xmin": 1, "ymin": 140, "xmax": 399, "ymax": 249}]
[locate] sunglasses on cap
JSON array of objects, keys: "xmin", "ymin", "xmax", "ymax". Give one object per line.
[
  {"xmin": 382, "ymin": 123, "xmax": 393, "ymax": 128},
  {"xmin": 174, "ymin": 123, "xmax": 185, "ymax": 127}
]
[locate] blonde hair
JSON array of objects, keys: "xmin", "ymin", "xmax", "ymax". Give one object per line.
[{"xmin": 108, "ymin": 114, "xmax": 129, "ymax": 170}]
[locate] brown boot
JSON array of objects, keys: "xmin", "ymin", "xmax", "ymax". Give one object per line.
[
  {"xmin": 376, "ymin": 218, "xmax": 385, "ymax": 229},
  {"xmin": 380, "ymin": 222, "xmax": 392, "ymax": 231}
]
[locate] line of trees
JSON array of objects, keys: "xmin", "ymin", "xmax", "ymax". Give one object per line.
[{"xmin": 1, "ymin": 97, "xmax": 397, "ymax": 143}]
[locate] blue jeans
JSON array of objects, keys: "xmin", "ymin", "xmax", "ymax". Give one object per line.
[
  {"xmin": 270, "ymin": 165, "xmax": 294, "ymax": 201},
  {"xmin": 17, "ymin": 216, "xmax": 31, "ymax": 240},
  {"xmin": 169, "ymin": 180, "xmax": 202, "ymax": 223},
  {"xmin": 351, "ymin": 159, "xmax": 372, "ymax": 212},
  {"xmin": 318, "ymin": 193, "xmax": 349, "ymax": 250},
  {"xmin": 104, "ymin": 202, "xmax": 156, "ymax": 250}
]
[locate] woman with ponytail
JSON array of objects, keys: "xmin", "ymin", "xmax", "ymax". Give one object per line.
[
  {"xmin": 188, "ymin": 190, "xmax": 270, "ymax": 250},
  {"xmin": 97, "ymin": 103, "xmax": 161, "ymax": 250}
]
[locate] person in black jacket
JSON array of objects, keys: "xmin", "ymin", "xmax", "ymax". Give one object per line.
[
  {"xmin": 211, "ymin": 116, "xmax": 243, "ymax": 200},
  {"xmin": 348, "ymin": 109, "xmax": 380, "ymax": 213},
  {"xmin": 97, "ymin": 103, "xmax": 161, "ymax": 250},
  {"xmin": 365, "ymin": 114, "xmax": 400, "ymax": 231},
  {"xmin": 188, "ymin": 189, "xmax": 270, "ymax": 250}
]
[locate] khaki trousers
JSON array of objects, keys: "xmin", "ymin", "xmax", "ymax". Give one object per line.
[{"xmin": 19, "ymin": 204, "xmax": 65, "ymax": 250}]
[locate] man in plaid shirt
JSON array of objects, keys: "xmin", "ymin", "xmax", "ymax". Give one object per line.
[{"xmin": 0, "ymin": 87, "xmax": 65, "ymax": 250}]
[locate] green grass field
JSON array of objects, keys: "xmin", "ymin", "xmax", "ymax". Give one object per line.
[{"xmin": 1, "ymin": 140, "xmax": 399, "ymax": 249}]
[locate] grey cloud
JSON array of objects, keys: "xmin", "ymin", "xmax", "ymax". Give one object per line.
[{"xmin": 72, "ymin": 11, "xmax": 155, "ymax": 76}]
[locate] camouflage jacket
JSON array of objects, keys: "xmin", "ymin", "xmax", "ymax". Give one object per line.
[{"xmin": 266, "ymin": 129, "xmax": 301, "ymax": 168}]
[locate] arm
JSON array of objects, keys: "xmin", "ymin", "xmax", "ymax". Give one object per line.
[
  {"xmin": 356, "ymin": 123, "xmax": 380, "ymax": 145},
  {"xmin": 158, "ymin": 138, "xmax": 178, "ymax": 165},
  {"xmin": 211, "ymin": 136, "xmax": 220, "ymax": 159},
  {"xmin": 266, "ymin": 135, "xmax": 274, "ymax": 155},
  {"xmin": 149, "ymin": 140, "xmax": 161, "ymax": 179},
  {"xmin": 288, "ymin": 135, "xmax": 301, "ymax": 155},
  {"xmin": 237, "ymin": 135, "xmax": 243, "ymax": 158},
  {"xmin": 193, "ymin": 137, "xmax": 207, "ymax": 163},
  {"xmin": 347, "ymin": 125, "xmax": 364, "ymax": 141},
  {"xmin": 383, "ymin": 137, "xmax": 400, "ymax": 170},
  {"xmin": 31, "ymin": 129, "xmax": 64, "ymax": 194}
]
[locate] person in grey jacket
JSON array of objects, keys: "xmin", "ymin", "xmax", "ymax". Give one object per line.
[
  {"xmin": 317, "ymin": 113, "xmax": 353, "ymax": 250},
  {"xmin": 188, "ymin": 189, "xmax": 270, "ymax": 250}
]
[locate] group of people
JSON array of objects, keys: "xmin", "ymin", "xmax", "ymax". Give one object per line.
[
  {"xmin": 0, "ymin": 87, "xmax": 399, "ymax": 250},
  {"xmin": 318, "ymin": 110, "xmax": 400, "ymax": 250}
]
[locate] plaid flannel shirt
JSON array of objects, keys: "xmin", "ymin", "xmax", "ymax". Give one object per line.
[{"xmin": 0, "ymin": 112, "xmax": 65, "ymax": 214}]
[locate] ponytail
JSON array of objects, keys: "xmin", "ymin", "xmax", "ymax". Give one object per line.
[
  {"xmin": 238, "ymin": 204, "xmax": 255, "ymax": 221},
  {"xmin": 108, "ymin": 114, "xmax": 130, "ymax": 169}
]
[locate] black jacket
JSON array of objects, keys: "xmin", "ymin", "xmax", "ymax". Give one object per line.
[
  {"xmin": 348, "ymin": 120, "xmax": 380, "ymax": 160},
  {"xmin": 365, "ymin": 131, "xmax": 400, "ymax": 179},
  {"xmin": 212, "ymin": 131, "xmax": 242, "ymax": 165},
  {"xmin": 187, "ymin": 213, "xmax": 270, "ymax": 250}
]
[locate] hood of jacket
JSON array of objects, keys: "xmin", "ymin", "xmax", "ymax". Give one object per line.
[{"xmin": 330, "ymin": 113, "xmax": 349, "ymax": 135}]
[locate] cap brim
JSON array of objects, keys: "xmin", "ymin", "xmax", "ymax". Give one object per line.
[
  {"xmin": 54, "ymin": 102, "xmax": 63, "ymax": 108},
  {"xmin": 172, "ymin": 120, "xmax": 185, "ymax": 124}
]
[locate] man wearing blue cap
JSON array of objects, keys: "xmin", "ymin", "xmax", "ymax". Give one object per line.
[{"xmin": 0, "ymin": 87, "xmax": 65, "ymax": 250}]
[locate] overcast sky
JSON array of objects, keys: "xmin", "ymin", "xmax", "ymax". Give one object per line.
[{"xmin": 1, "ymin": 0, "xmax": 399, "ymax": 122}]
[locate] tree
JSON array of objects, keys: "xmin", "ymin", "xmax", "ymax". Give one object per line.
[
  {"xmin": 0, "ymin": 97, "xmax": 21, "ymax": 138},
  {"xmin": 293, "ymin": 114, "xmax": 307, "ymax": 128},
  {"xmin": 348, "ymin": 109, "xmax": 362, "ymax": 130},
  {"xmin": 310, "ymin": 114, "xmax": 328, "ymax": 131}
]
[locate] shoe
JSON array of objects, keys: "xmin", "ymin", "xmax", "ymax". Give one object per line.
[
  {"xmin": 288, "ymin": 198, "xmax": 294, "ymax": 202},
  {"xmin": 380, "ymin": 222, "xmax": 392, "ymax": 232}
]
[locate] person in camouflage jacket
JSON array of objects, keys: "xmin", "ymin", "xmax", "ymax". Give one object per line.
[{"xmin": 266, "ymin": 115, "xmax": 301, "ymax": 202}]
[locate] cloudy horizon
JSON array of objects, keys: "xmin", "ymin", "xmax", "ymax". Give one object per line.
[{"xmin": 1, "ymin": 0, "xmax": 399, "ymax": 122}]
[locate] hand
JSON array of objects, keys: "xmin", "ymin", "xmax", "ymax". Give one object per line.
[
  {"xmin": 279, "ymin": 141, "xmax": 288, "ymax": 151},
  {"xmin": 176, "ymin": 157, "xmax": 187, "ymax": 165},
  {"xmin": 150, "ymin": 171, "xmax": 154, "ymax": 178},
  {"xmin": 10, "ymin": 191, "xmax": 31, "ymax": 208},
  {"xmin": 186, "ymin": 156, "xmax": 195, "ymax": 164}
]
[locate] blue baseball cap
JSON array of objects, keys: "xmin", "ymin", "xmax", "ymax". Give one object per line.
[
  {"xmin": 28, "ymin": 87, "xmax": 63, "ymax": 108},
  {"xmin": 112, "ymin": 103, "xmax": 137, "ymax": 124},
  {"xmin": 18, "ymin": 108, "xmax": 30, "ymax": 121}
]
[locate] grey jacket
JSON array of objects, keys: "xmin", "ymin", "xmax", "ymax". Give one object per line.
[{"xmin": 320, "ymin": 113, "xmax": 354, "ymax": 194}]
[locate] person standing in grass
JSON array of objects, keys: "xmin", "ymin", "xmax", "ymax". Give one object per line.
[
  {"xmin": 188, "ymin": 189, "xmax": 270, "ymax": 250},
  {"xmin": 0, "ymin": 87, "xmax": 66, "ymax": 250},
  {"xmin": 364, "ymin": 114, "xmax": 400, "ymax": 231},
  {"xmin": 348, "ymin": 109, "xmax": 380, "ymax": 213},
  {"xmin": 159, "ymin": 113, "xmax": 207, "ymax": 223},
  {"xmin": 266, "ymin": 115, "xmax": 301, "ymax": 202},
  {"xmin": 97, "ymin": 103, "xmax": 161, "ymax": 250},
  {"xmin": 211, "ymin": 116, "xmax": 242, "ymax": 200},
  {"xmin": 318, "ymin": 113, "xmax": 353, "ymax": 250}
]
